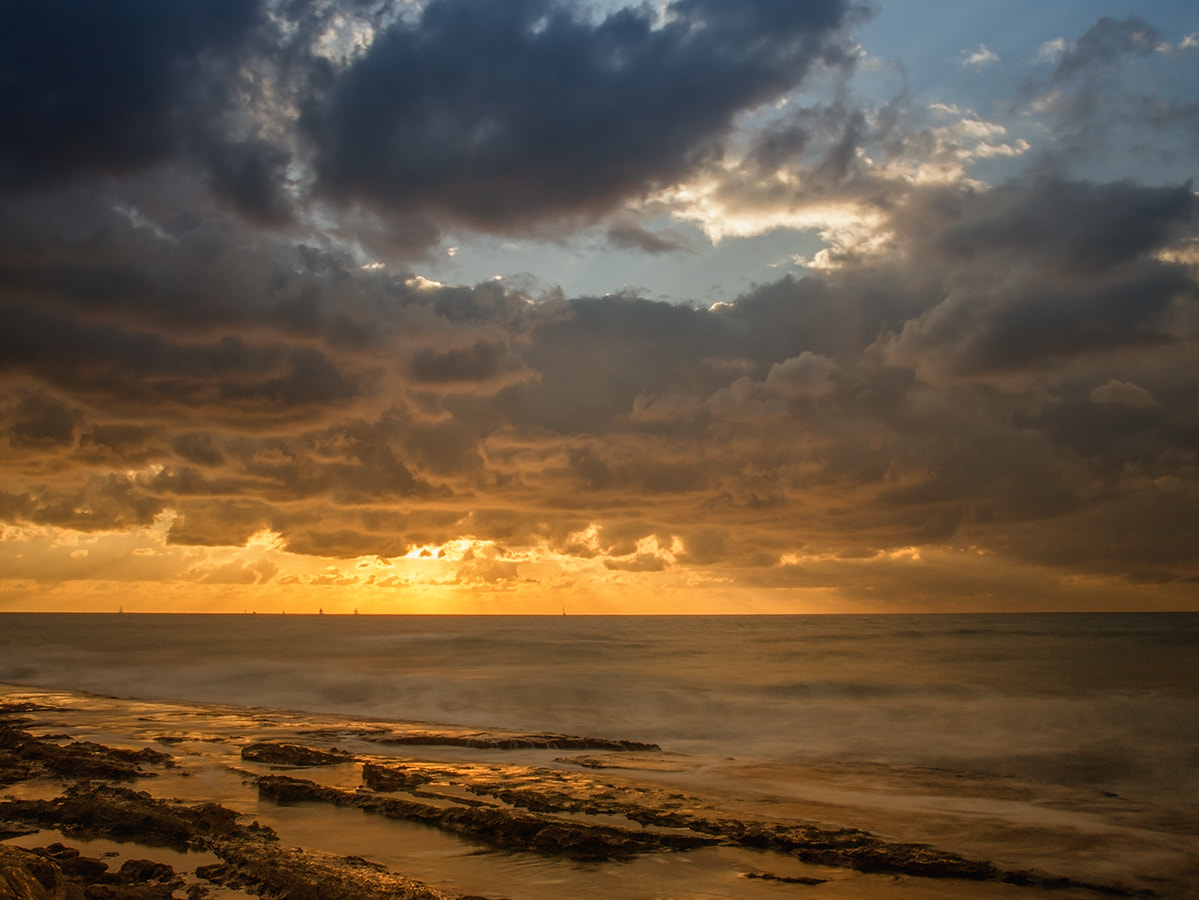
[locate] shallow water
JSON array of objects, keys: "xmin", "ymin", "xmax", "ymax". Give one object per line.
[{"xmin": 2, "ymin": 612, "xmax": 1197, "ymax": 897}]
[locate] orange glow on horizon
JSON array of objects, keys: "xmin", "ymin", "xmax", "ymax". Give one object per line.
[{"xmin": 2, "ymin": 515, "xmax": 1194, "ymax": 615}]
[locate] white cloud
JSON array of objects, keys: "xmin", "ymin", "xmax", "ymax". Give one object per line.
[
  {"xmin": 765, "ymin": 352, "xmax": 838, "ymax": 398},
  {"xmin": 113, "ymin": 204, "xmax": 176, "ymax": 243},
  {"xmin": 1089, "ymin": 380, "xmax": 1157, "ymax": 410},
  {"xmin": 929, "ymin": 102, "xmax": 964, "ymax": 116},
  {"xmin": 405, "ymin": 274, "xmax": 446, "ymax": 290},
  {"xmin": 960, "ymin": 43, "xmax": 999, "ymax": 68},
  {"xmin": 793, "ymin": 219, "xmax": 895, "ymax": 271},
  {"xmin": 659, "ymin": 173, "xmax": 888, "ymax": 245},
  {"xmin": 1155, "ymin": 238, "xmax": 1199, "ymax": 266},
  {"xmin": 1037, "ymin": 37, "xmax": 1068, "ymax": 64}
]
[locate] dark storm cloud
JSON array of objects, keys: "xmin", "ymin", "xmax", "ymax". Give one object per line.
[
  {"xmin": 0, "ymin": 0, "xmax": 268, "ymax": 190},
  {"xmin": 0, "ymin": 302, "xmax": 364, "ymax": 420},
  {"xmin": 882, "ymin": 264, "xmax": 1189, "ymax": 379},
  {"xmin": 881, "ymin": 178, "xmax": 1197, "ymax": 379},
  {"xmin": 76, "ymin": 424, "xmax": 160, "ymax": 468},
  {"xmin": 5, "ymin": 392, "xmax": 80, "ymax": 449},
  {"xmin": 1051, "ymin": 16, "xmax": 1163, "ymax": 81},
  {"xmin": 0, "ymin": 182, "xmax": 550, "ymax": 429},
  {"xmin": 201, "ymin": 139, "xmax": 297, "ymax": 227},
  {"xmin": 302, "ymin": 0, "xmax": 856, "ymax": 229},
  {"xmin": 282, "ymin": 527, "xmax": 411, "ymax": 560},
  {"xmin": 492, "ymin": 294, "xmax": 736, "ymax": 434},
  {"xmin": 2, "ymin": 157, "xmax": 1196, "ymax": 588},
  {"xmin": 0, "ymin": 0, "xmax": 857, "ymax": 245},
  {"xmin": 163, "ymin": 498, "xmax": 279, "ymax": 548},
  {"xmin": 0, "ymin": 2, "xmax": 1196, "ymax": 599},
  {"xmin": 931, "ymin": 178, "xmax": 1196, "ymax": 274},
  {"xmin": 410, "ymin": 342, "xmax": 510, "ymax": 385},
  {"xmin": 504, "ymin": 174, "xmax": 1194, "ymax": 576},
  {"xmin": 606, "ymin": 217, "xmax": 694, "ymax": 255},
  {"xmin": 244, "ymin": 416, "xmax": 449, "ymax": 504},
  {"xmin": 1026, "ymin": 16, "xmax": 1199, "ymax": 167},
  {"xmin": 0, "ymin": 472, "xmax": 165, "ymax": 533},
  {"xmin": 171, "ymin": 433, "xmax": 227, "ymax": 468}
]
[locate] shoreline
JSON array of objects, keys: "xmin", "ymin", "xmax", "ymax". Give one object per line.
[{"xmin": 1, "ymin": 683, "xmax": 1179, "ymax": 899}]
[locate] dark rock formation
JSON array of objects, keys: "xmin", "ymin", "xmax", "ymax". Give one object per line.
[
  {"xmin": 0, "ymin": 701, "xmax": 61, "ymax": 718},
  {"xmin": 0, "ymin": 842, "xmax": 186, "ymax": 900},
  {"xmin": 241, "ymin": 741, "xmax": 355, "ymax": 767},
  {"xmin": 0, "ymin": 726, "xmax": 174, "ymax": 782},
  {"xmin": 361, "ymin": 763, "xmax": 435, "ymax": 792},
  {"xmin": 0, "ymin": 783, "xmax": 245, "ymax": 850},
  {"xmin": 0, "ymin": 782, "xmax": 474, "ymax": 899},
  {"xmin": 0, "ymin": 698, "xmax": 1155, "ymax": 898},
  {"xmin": 302, "ymin": 727, "xmax": 659, "ymax": 752},
  {"xmin": 258, "ymin": 774, "xmax": 715, "ymax": 861},
  {"xmin": 744, "ymin": 871, "xmax": 828, "ymax": 885},
  {"xmin": 197, "ymin": 844, "xmax": 462, "ymax": 900},
  {"xmin": 354, "ymin": 761, "xmax": 1153, "ymax": 893},
  {"xmin": 0, "ymin": 718, "xmax": 498, "ymax": 900},
  {"xmin": 0, "ymin": 843, "xmax": 66, "ymax": 900}
]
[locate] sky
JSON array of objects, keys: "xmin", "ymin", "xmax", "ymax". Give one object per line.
[{"xmin": 1, "ymin": 0, "xmax": 1197, "ymax": 614}]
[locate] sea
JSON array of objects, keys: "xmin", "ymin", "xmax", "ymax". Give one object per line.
[{"xmin": 1, "ymin": 612, "xmax": 1197, "ymax": 898}]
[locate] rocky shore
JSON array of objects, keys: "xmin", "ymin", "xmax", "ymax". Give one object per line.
[{"xmin": 0, "ymin": 695, "xmax": 1157, "ymax": 899}]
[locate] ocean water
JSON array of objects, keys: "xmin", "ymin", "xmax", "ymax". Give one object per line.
[{"xmin": 2, "ymin": 612, "xmax": 1197, "ymax": 897}]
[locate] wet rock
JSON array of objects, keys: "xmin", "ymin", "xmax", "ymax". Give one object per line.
[
  {"xmin": 114, "ymin": 859, "xmax": 178, "ymax": 885},
  {"xmin": 360, "ymin": 761, "xmax": 1009, "ymax": 882},
  {"xmin": 0, "ymin": 702, "xmax": 61, "ymax": 719},
  {"xmin": 241, "ymin": 741, "xmax": 355, "ymax": 767},
  {"xmin": 361, "ymin": 730, "xmax": 659, "ymax": 752},
  {"xmin": 0, "ymin": 844, "xmax": 68, "ymax": 900},
  {"xmin": 0, "ymin": 729, "xmax": 173, "ymax": 782},
  {"xmin": 744, "ymin": 871, "xmax": 828, "ymax": 885},
  {"xmin": 33, "ymin": 843, "xmax": 110, "ymax": 881},
  {"xmin": 0, "ymin": 749, "xmax": 35, "ymax": 785},
  {"xmin": 22, "ymin": 846, "xmax": 188, "ymax": 899},
  {"xmin": 258, "ymin": 774, "xmax": 716, "ymax": 861},
  {"xmin": 253, "ymin": 776, "xmax": 328, "ymax": 804},
  {"xmin": 199, "ymin": 844, "xmax": 463, "ymax": 900},
  {"xmin": 362, "ymin": 762, "xmax": 435, "ymax": 791},
  {"xmin": 1002, "ymin": 869, "xmax": 1149, "ymax": 896},
  {"xmin": 1, "ymin": 843, "xmax": 187, "ymax": 900},
  {"xmin": 793, "ymin": 842, "xmax": 998, "ymax": 880},
  {"xmin": 555, "ymin": 752, "xmax": 695, "ymax": 772},
  {"xmin": 29, "ymin": 844, "xmax": 77, "ymax": 860},
  {"xmin": 0, "ymin": 691, "xmax": 1156, "ymax": 897},
  {"xmin": 81, "ymin": 886, "xmax": 177, "ymax": 899},
  {"xmin": 0, "ymin": 727, "xmax": 35, "ymax": 751},
  {"xmin": 0, "ymin": 774, "xmax": 491, "ymax": 899},
  {"xmin": 0, "ymin": 784, "xmax": 248, "ymax": 850}
]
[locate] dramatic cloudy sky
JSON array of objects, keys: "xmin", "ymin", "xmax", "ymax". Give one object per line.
[{"xmin": 2, "ymin": 0, "xmax": 1197, "ymax": 613}]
